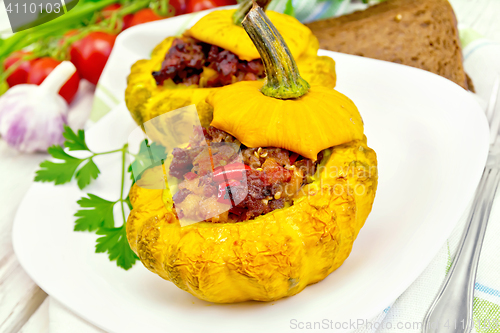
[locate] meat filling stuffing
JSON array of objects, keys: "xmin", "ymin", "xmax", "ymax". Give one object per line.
[
  {"xmin": 152, "ymin": 36, "xmax": 265, "ymax": 87},
  {"xmin": 169, "ymin": 126, "xmax": 322, "ymax": 223}
]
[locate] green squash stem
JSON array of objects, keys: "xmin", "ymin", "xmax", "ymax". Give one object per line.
[
  {"xmin": 232, "ymin": 0, "xmax": 271, "ymax": 26},
  {"xmin": 242, "ymin": 4, "xmax": 310, "ymax": 99}
]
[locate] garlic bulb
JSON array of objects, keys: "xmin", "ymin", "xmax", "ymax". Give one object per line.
[{"xmin": 0, "ymin": 61, "xmax": 77, "ymax": 153}]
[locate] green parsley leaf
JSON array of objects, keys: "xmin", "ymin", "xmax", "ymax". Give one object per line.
[
  {"xmin": 35, "ymin": 128, "xmax": 101, "ymax": 189},
  {"xmin": 34, "ymin": 145, "xmax": 84, "ymax": 185},
  {"xmin": 124, "ymin": 195, "xmax": 133, "ymax": 210},
  {"xmin": 74, "ymin": 194, "xmax": 116, "ymax": 232},
  {"xmin": 129, "ymin": 139, "xmax": 166, "ymax": 182},
  {"xmin": 96, "ymin": 226, "xmax": 138, "ymax": 270},
  {"xmin": 128, "ymin": 163, "xmax": 134, "ymax": 182},
  {"xmin": 63, "ymin": 125, "xmax": 90, "ymax": 151},
  {"xmin": 75, "ymin": 158, "xmax": 100, "ymax": 190},
  {"xmin": 284, "ymin": 0, "xmax": 296, "ymax": 17}
]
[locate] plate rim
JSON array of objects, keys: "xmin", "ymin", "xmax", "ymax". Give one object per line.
[{"xmin": 13, "ymin": 51, "xmax": 490, "ymax": 333}]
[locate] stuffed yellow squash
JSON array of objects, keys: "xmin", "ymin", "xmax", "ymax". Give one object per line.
[
  {"xmin": 125, "ymin": 0, "xmax": 337, "ymax": 140},
  {"xmin": 126, "ymin": 5, "xmax": 377, "ymax": 303}
]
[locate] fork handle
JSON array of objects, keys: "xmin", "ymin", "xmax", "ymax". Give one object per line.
[{"xmin": 422, "ymin": 167, "xmax": 500, "ymax": 333}]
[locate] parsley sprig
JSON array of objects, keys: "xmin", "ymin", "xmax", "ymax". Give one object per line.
[
  {"xmin": 128, "ymin": 138, "xmax": 166, "ymax": 181},
  {"xmin": 33, "ymin": 125, "xmax": 161, "ymax": 270},
  {"xmin": 35, "ymin": 125, "xmax": 124, "ymax": 189}
]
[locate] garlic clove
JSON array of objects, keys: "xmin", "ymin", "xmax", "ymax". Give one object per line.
[{"xmin": 0, "ymin": 61, "xmax": 77, "ymax": 153}]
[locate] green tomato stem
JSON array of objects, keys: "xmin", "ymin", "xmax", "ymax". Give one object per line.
[
  {"xmin": 0, "ymin": 53, "xmax": 38, "ymax": 83},
  {"xmin": 242, "ymin": 4, "xmax": 310, "ymax": 99},
  {"xmin": 119, "ymin": 0, "xmax": 152, "ymax": 16},
  {"xmin": 151, "ymin": 0, "xmax": 171, "ymax": 17},
  {"xmin": 0, "ymin": 0, "xmax": 118, "ymax": 60}
]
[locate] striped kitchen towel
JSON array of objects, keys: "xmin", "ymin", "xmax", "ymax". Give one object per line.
[{"xmin": 354, "ymin": 26, "xmax": 500, "ymax": 333}]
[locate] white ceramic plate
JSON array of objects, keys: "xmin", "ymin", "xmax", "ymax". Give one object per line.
[{"xmin": 13, "ymin": 18, "xmax": 489, "ymax": 333}]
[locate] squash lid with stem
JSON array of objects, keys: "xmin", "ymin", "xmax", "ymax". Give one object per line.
[
  {"xmin": 208, "ymin": 4, "xmax": 364, "ymax": 160},
  {"xmin": 185, "ymin": 5, "xmax": 313, "ymax": 62}
]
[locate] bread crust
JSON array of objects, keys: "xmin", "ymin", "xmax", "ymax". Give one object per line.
[{"xmin": 306, "ymin": 0, "xmax": 470, "ymax": 90}]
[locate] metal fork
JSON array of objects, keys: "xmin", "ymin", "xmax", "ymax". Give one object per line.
[{"xmin": 422, "ymin": 76, "xmax": 500, "ymax": 333}]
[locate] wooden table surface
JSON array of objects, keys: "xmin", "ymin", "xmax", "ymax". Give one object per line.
[{"xmin": 1, "ymin": 0, "xmax": 499, "ymax": 332}]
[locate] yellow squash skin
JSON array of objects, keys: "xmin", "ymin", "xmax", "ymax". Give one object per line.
[
  {"xmin": 209, "ymin": 81, "xmax": 364, "ymax": 160},
  {"xmin": 125, "ymin": 11, "xmax": 337, "ymax": 140},
  {"xmin": 186, "ymin": 10, "xmax": 312, "ymax": 61},
  {"xmin": 126, "ymin": 137, "xmax": 378, "ymax": 303}
]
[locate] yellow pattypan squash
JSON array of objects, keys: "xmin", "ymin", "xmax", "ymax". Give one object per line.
[
  {"xmin": 126, "ymin": 5, "xmax": 377, "ymax": 303},
  {"xmin": 127, "ymin": 139, "xmax": 377, "ymax": 303},
  {"xmin": 209, "ymin": 81, "xmax": 364, "ymax": 160},
  {"xmin": 209, "ymin": 5, "xmax": 363, "ymax": 160},
  {"xmin": 125, "ymin": 3, "xmax": 336, "ymax": 142}
]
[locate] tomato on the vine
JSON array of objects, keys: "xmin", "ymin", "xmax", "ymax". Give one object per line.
[
  {"xmin": 69, "ymin": 31, "xmax": 117, "ymax": 85},
  {"xmin": 102, "ymin": 3, "xmax": 134, "ymax": 31},
  {"xmin": 127, "ymin": 9, "xmax": 164, "ymax": 28},
  {"xmin": 186, "ymin": 0, "xmax": 237, "ymax": 13},
  {"xmin": 101, "ymin": 3, "xmax": 121, "ymax": 15},
  {"xmin": 59, "ymin": 29, "xmax": 79, "ymax": 48},
  {"xmin": 3, "ymin": 51, "xmax": 38, "ymax": 87},
  {"xmin": 170, "ymin": 0, "xmax": 188, "ymax": 16},
  {"xmin": 27, "ymin": 58, "xmax": 80, "ymax": 104}
]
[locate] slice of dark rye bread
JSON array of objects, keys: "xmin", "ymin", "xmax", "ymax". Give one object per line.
[{"xmin": 305, "ymin": 0, "xmax": 473, "ymax": 90}]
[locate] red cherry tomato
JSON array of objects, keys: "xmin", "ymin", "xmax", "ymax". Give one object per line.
[
  {"xmin": 127, "ymin": 9, "xmax": 164, "ymax": 28},
  {"xmin": 69, "ymin": 31, "xmax": 117, "ymax": 85},
  {"xmin": 3, "ymin": 51, "xmax": 37, "ymax": 87},
  {"xmin": 27, "ymin": 58, "xmax": 80, "ymax": 104},
  {"xmin": 102, "ymin": 3, "xmax": 133, "ymax": 31},
  {"xmin": 170, "ymin": 0, "xmax": 188, "ymax": 15},
  {"xmin": 186, "ymin": 0, "xmax": 237, "ymax": 13}
]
